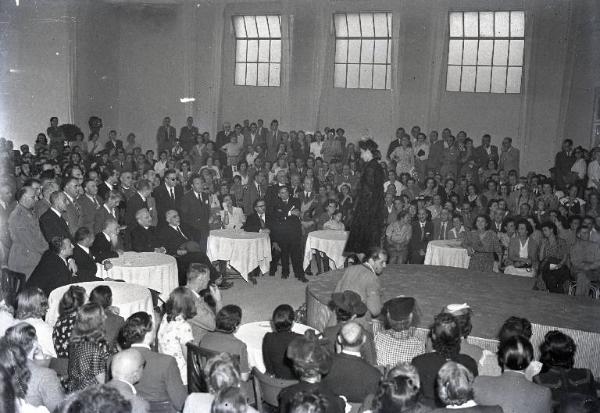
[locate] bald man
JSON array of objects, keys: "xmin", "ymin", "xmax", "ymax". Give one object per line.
[
  {"xmin": 321, "ymin": 321, "xmax": 381, "ymax": 403},
  {"xmin": 106, "ymin": 349, "xmax": 149, "ymax": 413}
]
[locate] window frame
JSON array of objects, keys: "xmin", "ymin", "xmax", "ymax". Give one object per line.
[
  {"xmin": 445, "ymin": 10, "xmax": 525, "ymax": 94},
  {"xmin": 333, "ymin": 12, "xmax": 393, "ymax": 90},
  {"xmin": 232, "ymin": 14, "xmax": 282, "ymax": 87}
]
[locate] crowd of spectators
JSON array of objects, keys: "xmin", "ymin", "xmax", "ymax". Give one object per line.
[{"xmin": 0, "ymin": 115, "xmax": 598, "ymax": 412}]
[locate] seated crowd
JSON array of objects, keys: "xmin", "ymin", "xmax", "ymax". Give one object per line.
[{"xmin": 0, "ymin": 115, "xmax": 598, "ymax": 412}]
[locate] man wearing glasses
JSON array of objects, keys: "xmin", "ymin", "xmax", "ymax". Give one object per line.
[{"xmin": 152, "ymin": 169, "xmax": 183, "ymax": 225}]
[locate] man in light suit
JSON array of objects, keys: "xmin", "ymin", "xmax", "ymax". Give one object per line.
[
  {"xmin": 473, "ymin": 134, "xmax": 499, "ymax": 170},
  {"xmin": 78, "ymin": 179, "xmax": 102, "ymax": 232},
  {"xmin": 266, "ymin": 119, "xmax": 284, "ymax": 162},
  {"xmin": 62, "ymin": 177, "xmax": 83, "ymax": 236},
  {"xmin": 39, "ymin": 191, "xmax": 71, "ymax": 243},
  {"xmin": 156, "ymin": 116, "xmax": 177, "ymax": 154},
  {"xmin": 106, "ymin": 349, "xmax": 150, "ymax": 413},
  {"xmin": 185, "ymin": 263, "xmax": 222, "ymax": 342},
  {"xmin": 433, "ymin": 208, "xmax": 452, "ymax": 241},
  {"xmin": 473, "ymin": 335, "xmax": 552, "ymax": 413},
  {"xmin": 499, "ymin": 137, "xmax": 520, "ymax": 176},
  {"xmin": 241, "ymin": 172, "xmax": 267, "ymax": 216},
  {"xmin": 8, "ymin": 187, "xmax": 48, "ymax": 279}
]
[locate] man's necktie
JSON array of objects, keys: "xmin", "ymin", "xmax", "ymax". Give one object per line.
[
  {"xmin": 259, "ymin": 214, "xmax": 265, "ymax": 228},
  {"xmin": 177, "ymin": 226, "xmax": 188, "ymax": 240},
  {"xmin": 442, "ymin": 223, "xmax": 446, "ymax": 240},
  {"xmin": 421, "ymin": 225, "xmax": 425, "ymax": 241},
  {"xmin": 170, "ymin": 188, "xmax": 175, "ymax": 200}
]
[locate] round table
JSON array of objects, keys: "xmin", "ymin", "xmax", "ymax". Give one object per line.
[
  {"xmin": 99, "ymin": 251, "xmax": 178, "ymax": 300},
  {"xmin": 206, "ymin": 229, "xmax": 272, "ymax": 282},
  {"xmin": 303, "ymin": 230, "xmax": 349, "ymax": 271},
  {"xmin": 234, "ymin": 321, "xmax": 316, "ymax": 373},
  {"xmin": 47, "ymin": 281, "xmax": 154, "ymax": 327},
  {"xmin": 424, "ymin": 239, "xmax": 470, "ymax": 268}
]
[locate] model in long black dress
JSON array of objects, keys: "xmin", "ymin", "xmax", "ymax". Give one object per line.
[{"xmin": 344, "ymin": 139, "xmax": 385, "ymax": 256}]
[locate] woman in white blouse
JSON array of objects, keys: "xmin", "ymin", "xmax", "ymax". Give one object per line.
[
  {"xmin": 310, "ymin": 131, "xmax": 325, "ymax": 158},
  {"xmin": 219, "ymin": 194, "xmax": 245, "ymax": 230},
  {"xmin": 504, "ymin": 219, "xmax": 538, "ymax": 277}
]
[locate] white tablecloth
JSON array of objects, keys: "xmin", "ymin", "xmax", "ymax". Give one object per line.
[
  {"xmin": 234, "ymin": 321, "xmax": 315, "ymax": 373},
  {"xmin": 47, "ymin": 281, "xmax": 154, "ymax": 327},
  {"xmin": 206, "ymin": 229, "xmax": 272, "ymax": 282},
  {"xmin": 98, "ymin": 251, "xmax": 178, "ymax": 300},
  {"xmin": 303, "ymin": 230, "xmax": 349, "ymax": 270},
  {"xmin": 424, "ymin": 239, "xmax": 470, "ymax": 268}
]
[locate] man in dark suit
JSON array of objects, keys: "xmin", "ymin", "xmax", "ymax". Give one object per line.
[
  {"xmin": 433, "ymin": 208, "xmax": 452, "ymax": 241},
  {"xmin": 553, "ymin": 138, "xmax": 576, "ymax": 190},
  {"xmin": 72, "ymin": 227, "xmax": 103, "ymax": 282},
  {"xmin": 129, "ymin": 208, "xmax": 165, "ymax": 253},
  {"xmin": 26, "ymin": 236, "xmax": 77, "ymax": 296},
  {"xmin": 178, "ymin": 116, "xmax": 198, "ymax": 153},
  {"xmin": 97, "ymin": 168, "xmax": 119, "ymax": 202},
  {"xmin": 156, "ymin": 116, "xmax": 177, "ymax": 154},
  {"xmin": 91, "ymin": 218, "xmax": 121, "ymax": 263},
  {"xmin": 62, "ymin": 177, "xmax": 83, "ymax": 236},
  {"xmin": 78, "ymin": 179, "xmax": 102, "ymax": 232},
  {"xmin": 270, "ymin": 187, "xmax": 307, "ymax": 282},
  {"xmin": 241, "ymin": 172, "xmax": 267, "ymax": 215},
  {"xmin": 256, "ymin": 119, "xmax": 268, "ymax": 145},
  {"xmin": 180, "ymin": 176, "xmax": 211, "ymax": 250},
  {"xmin": 322, "ymin": 321, "xmax": 381, "ymax": 403},
  {"xmin": 105, "ymin": 130, "xmax": 124, "ymax": 152},
  {"xmin": 243, "ymin": 198, "xmax": 272, "ymax": 283},
  {"xmin": 94, "ymin": 190, "xmax": 122, "ymax": 235},
  {"xmin": 473, "ymin": 134, "xmax": 499, "ymax": 170},
  {"xmin": 386, "ymin": 127, "xmax": 405, "ymax": 160},
  {"xmin": 242, "ymin": 122, "xmax": 266, "ymax": 150},
  {"xmin": 39, "ymin": 191, "xmax": 71, "ymax": 243},
  {"xmin": 265, "ymin": 171, "xmax": 290, "ymax": 212},
  {"xmin": 152, "ymin": 169, "xmax": 183, "ymax": 225},
  {"xmin": 408, "ymin": 208, "xmax": 434, "ymax": 264},
  {"xmin": 265, "ymin": 119, "xmax": 284, "ymax": 163},
  {"xmin": 156, "ymin": 209, "xmax": 222, "ymax": 285},
  {"xmin": 124, "ymin": 179, "xmax": 152, "ymax": 228}
]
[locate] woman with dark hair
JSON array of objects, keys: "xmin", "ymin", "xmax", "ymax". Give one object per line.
[
  {"xmin": 504, "ymin": 219, "xmax": 538, "ymax": 277},
  {"xmin": 67, "ymin": 302, "xmax": 111, "ymax": 392},
  {"xmin": 361, "ymin": 363, "xmax": 429, "ymax": 413},
  {"xmin": 289, "ymin": 391, "xmax": 329, "ymax": 413},
  {"xmin": 462, "ymin": 215, "xmax": 502, "ymax": 272},
  {"xmin": 538, "ymin": 221, "xmax": 570, "ymax": 292},
  {"xmin": 262, "ymin": 304, "xmax": 301, "ymax": 380},
  {"xmin": 88, "ymin": 285, "xmax": 124, "ymax": 344},
  {"xmin": 411, "ymin": 313, "xmax": 478, "ymax": 408},
  {"xmin": 210, "ymin": 386, "xmax": 250, "ymax": 413},
  {"xmin": 118, "ymin": 312, "xmax": 187, "ymax": 412},
  {"xmin": 344, "ymin": 139, "xmax": 385, "ymax": 259},
  {"xmin": 533, "ymin": 331, "xmax": 596, "ymax": 404},
  {"xmin": 0, "ymin": 341, "xmax": 46, "ymax": 413},
  {"xmin": 16, "ymin": 288, "xmax": 56, "ymax": 360},
  {"xmin": 4, "ymin": 323, "xmax": 64, "ymax": 410},
  {"xmin": 157, "ymin": 287, "xmax": 196, "ymax": 385},
  {"xmin": 52, "ymin": 285, "xmax": 86, "ymax": 358},
  {"xmin": 473, "ymin": 336, "xmax": 552, "ymax": 413},
  {"xmin": 278, "ymin": 331, "xmax": 344, "ymax": 413},
  {"xmin": 200, "ymin": 305, "xmax": 250, "ymax": 381}
]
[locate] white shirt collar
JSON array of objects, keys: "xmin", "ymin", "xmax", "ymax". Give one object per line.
[
  {"xmin": 363, "ymin": 262, "xmax": 375, "ymax": 274},
  {"xmin": 137, "ymin": 192, "xmax": 146, "ymax": 202},
  {"xmin": 341, "ymin": 349, "xmax": 362, "ymax": 357},
  {"xmin": 446, "ymin": 400, "xmax": 477, "ymax": 409},
  {"xmin": 105, "ymin": 182, "xmax": 113, "ymax": 190},
  {"xmin": 102, "ymin": 232, "xmax": 111, "ymax": 242},
  {"xmin": 77, "ymin": 244, "xmax": 90, "ymax": 254},
  {"xmin": 50, "ymin": 207, "xmax": 63, "ymax": 217},
  {"xmin": 131, "ymin": 343, "xmax": 151, "ymax": 350},
  {"xmin": 63, "ymin": 192, "xmax": 74, "ymax": 203}
]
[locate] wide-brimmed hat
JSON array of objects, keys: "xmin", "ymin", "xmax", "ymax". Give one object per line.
[{"xmin": 331, "ymin": 290, "xmax": 367, "ymax": 316}]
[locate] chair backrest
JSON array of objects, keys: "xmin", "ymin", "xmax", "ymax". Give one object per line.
[
  {"xmin": 147, "ymin": 400, "xmax": 176, "ymax": 413},
  {"xmin": 186, "ymin": 342, "xmax": 241, "ymax": 394},
  {"xmin": 252, "ymin": 367, "xmax": 298, "ymax": 412},
  {"xmin": 1, "ymin": 268, "xmax": 25, "ymax": 308}
]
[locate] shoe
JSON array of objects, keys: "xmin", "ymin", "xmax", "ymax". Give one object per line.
[
  {"xmin": 296, "ymin": 276, "xmax": 309, "ymax": 283},
  {"xmin": 218, "ymin": 280, "xmax": 233, "ymax": 290},
  {"xmin": 281, "ymin": 273, "xmax": 289, "ymax": 279},
  {"xmin": 305, "ymin": 269, "xmax": 313, "ymax": 276}
]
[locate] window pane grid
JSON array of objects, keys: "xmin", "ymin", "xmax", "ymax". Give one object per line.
[
  {"xmin": 447, "ymin": 11, "xmax": 524, "ymax": 93},
  {"xmin": 334, "ymin": 12, "xmax": 392, "ymax": 90},
  {"xmin": 233, "ymin": 15, "xmax": 281, "ymax": 87}
]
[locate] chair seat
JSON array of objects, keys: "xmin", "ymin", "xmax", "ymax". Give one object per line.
[{"xmin": 252, "ymin": 367, "xmax": 298, "ymax": 412}]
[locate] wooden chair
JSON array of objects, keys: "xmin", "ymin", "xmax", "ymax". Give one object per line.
[
  {"xmin": 186, "ymin": 342, "xmax": 241, "ymax": 394},
  {"xmin": 251, "ymin": 367, "xmax": 298, "ymax": 413},
  {"xmin": 1, "ymin": 268, "xmax": 25, "ymax": 308}
]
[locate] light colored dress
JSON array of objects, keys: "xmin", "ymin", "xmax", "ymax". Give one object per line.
[
  {"xmin": 20, "ymin": 317, "xmax": 56, "ymax": 358},
  {"xmin": 157, "ymin": 315, "xmax": 194, "ymax": 384},
  {"xmin": 391, "ymin": 146, "xmax": 414, "ymax": 175},
  {"xmin": 219, "ymin": 206, "xmax": 246, "ymax": 230}
]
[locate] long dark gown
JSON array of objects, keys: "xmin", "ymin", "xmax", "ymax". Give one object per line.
[{"xmin": 344, "ymin": 158, "xmax": 385, "ymax": 256}]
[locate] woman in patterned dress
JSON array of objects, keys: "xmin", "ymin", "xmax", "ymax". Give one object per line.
[
  {"xmin": 157, "ymin": 287, "xmax": 196, "ymax": 385},
  {"xmin": 52, "ymin": 285, "xmax": 86, "ymax": 359},
  {"xmin": 462, "ymin": 214, "xmax": 502, "ymax": 272}
]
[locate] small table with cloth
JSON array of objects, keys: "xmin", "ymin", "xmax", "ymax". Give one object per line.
[
  {"xmin": 303, "ymin": 230, "xmax": 349, "ymax": 271},
  {"xmin": 424, "ymin": 239, "xmax": 471, "ymax": 269}
]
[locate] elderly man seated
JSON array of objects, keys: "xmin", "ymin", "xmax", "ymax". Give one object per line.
[
  {"xmin": 322, "ymin": 321, "xmax": 382, "ymax": 403},
  {"xmin": 570, "ymin": 226, "xmax": 600, "ymax": 296}
]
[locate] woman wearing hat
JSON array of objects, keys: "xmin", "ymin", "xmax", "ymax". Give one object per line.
[{"xmin": 278, "ymin": 331, "xmax": 345, "ymax": 413}]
